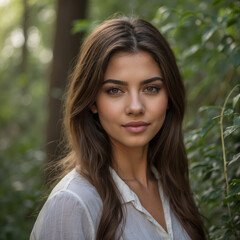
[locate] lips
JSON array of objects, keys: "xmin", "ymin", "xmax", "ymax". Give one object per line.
[{"xmin": 122, "ymin": 121, "xmax": 150, "ymax": 133}]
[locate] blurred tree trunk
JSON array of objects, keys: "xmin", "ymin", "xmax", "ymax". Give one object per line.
[{"xmin": 46, "ymin": 0, "xmax": 87, "ymax": 182}]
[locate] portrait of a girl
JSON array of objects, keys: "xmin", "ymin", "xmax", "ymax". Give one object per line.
[{"xmin": 30, "ymin": 17, "xmax": 206, "ymax": 240}]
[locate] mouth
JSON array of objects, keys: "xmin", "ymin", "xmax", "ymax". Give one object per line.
[{"xmin": 122, "ymin": 121, "xmax": 150, "ymax": 133}]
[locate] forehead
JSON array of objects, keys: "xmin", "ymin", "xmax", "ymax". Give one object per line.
[{"xmin": 104, "ymin": 51, "xmax": 162, "ymax": 81}]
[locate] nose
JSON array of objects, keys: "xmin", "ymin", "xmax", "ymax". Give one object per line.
[{"xmin": 125, "ymin": 92, "xmax": 145, "ymax": 115}]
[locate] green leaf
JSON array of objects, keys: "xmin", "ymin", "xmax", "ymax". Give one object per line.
[
  {"xmin": 202, "ymin": 26, "xmax": 217, "ymax": 42},
  {"xmin": 213, "ymin": 111, "xmax": 238, "ymax": 120},
  {"xmin": 221, "ymin": 215, "xmax": 232, "ymax": 224},
  {"xmin": 229, "ymin": 46, "xmax": 240, "ymax": 68},
  {"xmin": 224, "ymin": 125, "xmax": 240, "ymax": 137},
  {"xmin": 224, "ymin": 194, "xmax": 240, "ymax": 203},
  {"xmin": 229, "ymin": 181, "xmax": 240, "ymax": 195},
  {"xmin": 224, "ymin": 180, "xmax": 240, "ymax": 203},
  {"xmin": 200, "ymin": 119, "xmax": 218, "ymax": 139},
  {"xmin": 233, "ymin": 93, "xmax": 240, "ymax": 108},
  {"xmin": 228, "ymin": 152, "xmax": 240, "ymax": 166},
  {"xmin": 198, "ymin": 105, "xmax": 221, "ymax": 112},
  {"xmin": 227, "ymin": 18, "xmax": 236, "ymax": 27},
  {"xmin": 233, "ymin": 115, "xmax": 240, "ymax": 126},
  {"xmin": 223, "ymin": 229, "xmax": 233, "ymax": 240},
  {"xmin": 224, "ymin": 108, "xmax": 234, "ymax": 117},
  {"xmin": 71, "ymin": 19, "xmax": 90, "ymax": 34},
  {"xmin": 190, "ymin": 163, "xmax": 208, "ymax": 172},
  {"xmin": 183, "ymin": 44, "xmax": 200, "ymax": 57},
  {"xmin": 207, "ymin": 188, "xmax": 223, "ymax": 200},
  {"xmin": 156, "ymin": 6, "xmax": 168, "ymax": 15},
  {"xmin": 181, "ymin": 11, "xmax": 199, "ymax": 18},
  {"xmin": 160, "ymin": 23, "xmax": 177, "ymax": 34},
  {"xmin": 231, "ymin": 179, "xmax": 240, "ymax": 184},
  {"xmin": 201, "ymin": 166, "xmax": 221, "ymax": 181}
]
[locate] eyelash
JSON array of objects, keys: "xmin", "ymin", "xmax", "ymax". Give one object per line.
[
  {"xmin": 107, "ymin": 87, "xmax": 123, "ymax": 95},
  {"xmin": 106, "ymin": 85, "xmax": 161, "ymax": 95},
  {"xmin": 143, "ymin": 85, "xmax": 161, "ymax": 93}
]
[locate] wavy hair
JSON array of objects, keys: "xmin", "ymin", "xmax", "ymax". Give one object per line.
[{"xmin": 59, "ymin": 17, "xmax": 206, "ymax": 239}]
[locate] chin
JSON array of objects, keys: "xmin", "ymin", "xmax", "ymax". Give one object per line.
[{"xmin": 120, "ymin": 139, "xmax": 150, "ymax": 149}]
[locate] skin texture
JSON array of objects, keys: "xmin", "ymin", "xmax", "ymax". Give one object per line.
[{"xmin": 92, "ymin": 50, "xmax": 168, "ymax": 152}]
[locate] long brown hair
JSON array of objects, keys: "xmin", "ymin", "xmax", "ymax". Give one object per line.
[{"xmin": 60, "ymin": 17, "xmax": 206, "ymax": 239}]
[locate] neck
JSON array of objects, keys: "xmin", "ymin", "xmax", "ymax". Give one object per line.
[{"xmin": 111, "ymin": 143, "xmax": 152, "ymax": 187}]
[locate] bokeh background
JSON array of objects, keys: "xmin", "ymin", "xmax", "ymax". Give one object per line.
[{"xmin": 0, "ymin": 0, "xmax": 239, "ymax": 239}]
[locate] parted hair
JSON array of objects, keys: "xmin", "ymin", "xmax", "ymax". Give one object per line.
[{"xmin": 59, "ymin": 16, "xmax": 206, "ymax": 239}]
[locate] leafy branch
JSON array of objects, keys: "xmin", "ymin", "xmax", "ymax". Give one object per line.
[{"xmin": 219, "ymin": 84, "xmax": 240, "ymax": 218}]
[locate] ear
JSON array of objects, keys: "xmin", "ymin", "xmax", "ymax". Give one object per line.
[{"xmin": 90, "ymin": 103, "xmax": 98, "ymax": 114}]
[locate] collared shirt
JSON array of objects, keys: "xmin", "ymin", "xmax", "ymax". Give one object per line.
[{"xmin": 30, "ymin": 168, "xmax": 191, "ymax": 240}]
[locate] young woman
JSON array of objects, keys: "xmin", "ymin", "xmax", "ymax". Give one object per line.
[{"xmin": 31, "ymin": 17, "xmax": 206, "ymax": 240}]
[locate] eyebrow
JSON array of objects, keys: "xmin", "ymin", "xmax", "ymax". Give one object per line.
[{"xmin": 102, "ymin": 77, "xmax": 164, "ymax": 86}]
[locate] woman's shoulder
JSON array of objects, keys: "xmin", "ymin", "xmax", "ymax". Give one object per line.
[
  {"xmin": 48, "ymin": 168, "xmax": 102, "ymax": 208},
  {"xmin": 31, "ymin": 169, "xmax": 102, "ymax": 240}
]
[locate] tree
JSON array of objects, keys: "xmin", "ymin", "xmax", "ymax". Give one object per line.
[{"xmin": 46, "ymin": 0, "xmax": 88, "ymax": 181}]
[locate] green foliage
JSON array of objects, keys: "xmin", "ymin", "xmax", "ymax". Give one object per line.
[
  {"xmin": 0, "ymin": 0, "xmax": 54, "ymax": 239},
  {"xmin": 88, "ymin": 0, "xmax": 162, "ymax": 21},
  {"xmin": 186, "ymin": 85, "xmax": 240, "ymax": 239},
  {"xmin": 0, "ymin": 141, "xmax": 46, "ymax": 239},
  {"xmin": 152, "ymin": 0, "xmax": 239, "ymax": 117}
]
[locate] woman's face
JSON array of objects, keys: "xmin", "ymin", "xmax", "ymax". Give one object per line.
[{"xmin": 91, "ymin": 51, "xmax": 168, "ymax": 149}]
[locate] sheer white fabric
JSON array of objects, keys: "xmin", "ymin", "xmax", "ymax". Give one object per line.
[{"xmin": 30, "ymin": 168, "xmax": 191, "ymax": 240}]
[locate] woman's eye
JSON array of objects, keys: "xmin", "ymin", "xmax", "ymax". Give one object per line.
[
  {"xmin": 107, "ymin": 87, "xmax": 123, "ymax": 95},
  {"xmin": 144, "ymin": 86, "xmax": 160, "ymax": 93}
]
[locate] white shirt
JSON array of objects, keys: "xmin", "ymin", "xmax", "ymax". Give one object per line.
[{"xmin": 30, "ymin": 167, "xmax": 191, "ymax": 240}]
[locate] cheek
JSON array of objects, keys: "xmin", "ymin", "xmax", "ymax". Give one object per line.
[
  {"xmin": 149, "ymin": 96, "xmax": 168, "ymax": 118},
  {"xmin": 97, "ymin": 99, "xmax": 122, "ymax": 123}
]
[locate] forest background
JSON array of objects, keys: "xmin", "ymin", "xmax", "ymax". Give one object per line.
[{"xmin": 0, "ymin": 0, "xmax": 239, "ymax": 239}]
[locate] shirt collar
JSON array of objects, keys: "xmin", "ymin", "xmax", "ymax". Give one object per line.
[
  {"xmin": 110, "ymin": 167, "xmax": 136, "ymax": 204},
  {"xmin": 109, "ymin": 166, "xmax": 172, "ymax": 238},
  {"xmin": 109, "ymin": 165, "xmax": 160, "ymax": 204}
]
